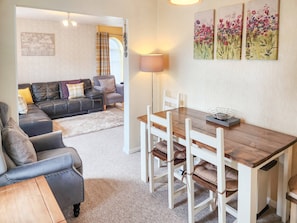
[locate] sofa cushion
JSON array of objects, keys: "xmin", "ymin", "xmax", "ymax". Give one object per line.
[
  {"xmin": 17, "ymin": 95, "xmax": 28, "ymax": 114},
  {"xmin": 19, "ymin": 104, "xmax": 53, "ymax": 137},
  {"xmin": 67, "ymin": 83, "xmax": 85, "ymax": 99},
  {"xmin": 31, "ymin": 82, "xmax": 60, "ymax": 102},
  {"xmin": 18, "ymin": 87, "xmax": 33, "ymax": 104},
  {"xmin": 2, "ymin": 118, "xmax": 37, "ymax": 166},
  {"xmin": 59, "ymin": 80, "xmax": 81, "ymax": 99}
]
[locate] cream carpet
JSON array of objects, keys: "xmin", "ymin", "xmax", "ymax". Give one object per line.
[
  {"xmin": 53, "ymin": 108, "xmax": 123, "ymax": 138},
  {"xmin": 61, "ymin": 125, "xmax": 282, "ymax": 223}
]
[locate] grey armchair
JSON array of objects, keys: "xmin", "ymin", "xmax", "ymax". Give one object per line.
[
  {"xmin": 0, "ymin": 102, "xmax": 84, "ymax": 217},
  {"xmin": 93, "ymin": 75, "xmax": 124, "ymax": 109}
]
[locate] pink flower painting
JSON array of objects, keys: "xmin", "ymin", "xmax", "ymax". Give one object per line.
[
  {"xmin": 216, "ymin": 4, "xmax": 243, "ymax": 60},
  {"xmin": 246, "ymin": 0, "xmax": 279, "ymax": 60},
  {"xmin": 194, "ymin": 10, "xmax": 214, "ymax": 59}
]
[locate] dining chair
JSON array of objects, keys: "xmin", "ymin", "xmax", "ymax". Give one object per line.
[
  {"xmin": 286, "ymin": 174, "xmax": 297, "ymax": 222},
  {"xmin": 147, "ymin": 105, "xmax": 187, "ymax": 209},
  {"xmin": 162, "ymin": 89, "xmax": 181, "ymax": 110},
  {"xmin": 185, "ymin": 118, "xmax": 238, "ymax": 223}
]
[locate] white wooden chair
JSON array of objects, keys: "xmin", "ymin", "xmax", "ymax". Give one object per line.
[
  {"xmin": 147, "ymin": 105, "xmax": 187, "ymax": 209},
  {"xmin": 286, "ymin": 174, "xmax": 297, "ymax": 223},
  {"xmin": 185, "ymin": 118, "xmax": 238, "ymax": 223},
  {"xmin": 162, "ymin": 90, "xmax": 180, "ymax": 110}
]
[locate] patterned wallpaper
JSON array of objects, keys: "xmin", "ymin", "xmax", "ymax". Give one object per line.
[{"xmin": 17, "ymin": 18, "xmax": 97, "ymax": 84}]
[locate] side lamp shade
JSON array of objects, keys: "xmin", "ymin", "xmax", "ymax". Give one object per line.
[
  {"xmin": 140, "ymin": 54, "xmax": 164, "ymax": 72},
  {"xmin": 169, "ymin": 0, "xmax": 200, "ymax": 5}
]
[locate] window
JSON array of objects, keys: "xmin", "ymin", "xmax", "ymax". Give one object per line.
[{"xmin": 109, "ymin": 37, "xmax": 123, "ymax": 83}]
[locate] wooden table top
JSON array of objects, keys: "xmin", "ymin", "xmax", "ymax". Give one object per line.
[
  {"xmin": 0, "ymin": 176, "xmax": 66, "ymax": 223},
  {"xmin": 138, "ymin": 107, "xmax": 297, "ymax": 168}
]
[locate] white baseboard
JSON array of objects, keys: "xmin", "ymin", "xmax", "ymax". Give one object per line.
[
  {"xmin": 268, "ymin": 197, "xmax": 277, "ymax": 208},
  {"xmin": 123, "ymin": 146, "xmax": 140, "ymax": 154}
]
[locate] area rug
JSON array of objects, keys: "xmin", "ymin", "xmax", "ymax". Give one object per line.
[{"xmin": 53, "ymin": 110, "xmax": 123, "ymax": 138}]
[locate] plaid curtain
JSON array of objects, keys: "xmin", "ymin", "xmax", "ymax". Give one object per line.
[{"xmin": 96, "ymin": 32, "xmax": 110, "ymax": 75}]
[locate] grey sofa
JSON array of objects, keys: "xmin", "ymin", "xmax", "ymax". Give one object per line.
[
  {"xmin": 19, "ymin": 78, "xmax": 104, "ymax": 136},
  {"xmin": 93, "ymin": 75, "xmax": 124, "ymax": 109},
  {"xmin": 0, "ymin": 101, "xmax": 84, "ymax": 217}
]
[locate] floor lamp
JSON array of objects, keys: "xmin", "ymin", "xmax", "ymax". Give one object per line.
[{"xmin": 140, "ymin": 54, "xmax": 164, "ymax": 112}]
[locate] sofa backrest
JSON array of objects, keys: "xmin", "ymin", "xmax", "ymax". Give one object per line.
[
  {"xmin": 31, "ymin": 82, "xmax": 60, "ymax": 102},
  {"xmin": 19, "ymin": 79, "xmax": 93, "ymax": 102}
]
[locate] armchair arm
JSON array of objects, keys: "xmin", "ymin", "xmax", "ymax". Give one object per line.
[
  {"xmin": 3, "ymin": 153, "xmax": 73, "ymax": 182},
  {"xmin": 30, "ymin": 131, "xmax": 65, "ymax": 152},
  {"xmin": 116, "ymin": 83, "xmax": 124, "ymax": 97}
]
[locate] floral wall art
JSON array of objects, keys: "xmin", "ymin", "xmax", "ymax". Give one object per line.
[
  {"xmin": 246, "ymin": 0, "xmax": 280, "ymax": 60},
  {"xmin": 194, "ymin": 10, "xmax": 214, "ymax": 60},
  {"xmin": 216, "ymin": 4, "xmax": 243, "ymax": 60}
]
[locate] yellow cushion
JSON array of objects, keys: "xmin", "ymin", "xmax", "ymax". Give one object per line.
[
  {"xmin": 67, "ymin": 83, "xmax": 85, "ymax": 99},
  {"xmin": 18, "ymin": 88, "xmax": 33, "ymax": 104}
]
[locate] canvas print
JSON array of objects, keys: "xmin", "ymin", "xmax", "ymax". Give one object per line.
[
  {"xmin": 217, "ymin": 4, "xmax": 243, "ymax": 60},
  {"xmin": 21, "ymin": 32, "xmax": 55, "ymax": 56},
  {"xmin": 246, "ymin": 0, "xmax": 279, "ymax": 60},
  {"xmin": 194, "ymin": 10, "xmax": 214, "ymax": 60}
]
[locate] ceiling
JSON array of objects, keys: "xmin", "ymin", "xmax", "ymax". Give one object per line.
[{"xmin": 16, "ymin": 7, "xmax": 124, "ymax": 27}]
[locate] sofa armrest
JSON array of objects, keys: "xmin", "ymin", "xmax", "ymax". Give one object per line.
[
  {"xmin": 30, "ymin": 131, "xmax": 65, "ymax": 152},
  {"xmin": 116, "ymin": 83, "xmax": 124, "ymax": 97},
  {"xmin": 85, "ymin": 88, "xmax": 103, "ymax": 99},
  {"xmin": 2, "ymin": 154, "xmax": 73, "ymax": 182}
]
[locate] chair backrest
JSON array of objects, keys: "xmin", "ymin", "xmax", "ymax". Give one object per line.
[
  {"xmin": 93, "ymin": 75, "xmax": 116, "ymax": 87},
  {"xmin": 163, "ymin": 90, "xmax": 180, "ymax": 110},
  {"xmin": 147, "ymin": 105, "xmax": 174, "ymax": 161},
  {"xmin": 185, "ymin": 118, "xmax": 226, "ymax": 195}
]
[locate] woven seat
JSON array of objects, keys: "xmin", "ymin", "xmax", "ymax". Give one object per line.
[
  {"xmin": 286, "ymin": 174, "xmax": 297, "ymax": 222},
  {"xmin": 147, "ymin": 105, "xmax": 186, "ymax": 209}
]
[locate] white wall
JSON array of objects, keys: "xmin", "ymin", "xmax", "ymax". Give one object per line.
[
  {"xmin": 17, "ymin": 19, "xmax": 97, "ymax": 83},
  {"xmin": 0, "ymin": 0, "xmax": 158, "ymax": 154},
  {"xmin": 157, "ymin": 0, "xmax": 297, "ymax": 137}
]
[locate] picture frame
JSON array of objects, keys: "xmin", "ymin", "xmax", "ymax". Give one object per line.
[
  {"xmin": 246, "ymin": 0, "xmax": 280, "ymax": 60},
  {"xmin": 193, "ymin": 10, "xmax": 215, "ymax": 60},
  {"xmin": 216, "ymin": 4, "xmax": 243, "ymax": 60}
]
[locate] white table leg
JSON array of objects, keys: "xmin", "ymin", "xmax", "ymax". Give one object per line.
[
  {"xmin": 140, "ymin": 122, "xmax": 148, "ymax": 182},
  {"xmin": 277, "ymin": 146, "xmax": 292, "ymax": 222},
  {"xmin": 237, "ymin": 163, "xmax": 258, "ymax": 223}
]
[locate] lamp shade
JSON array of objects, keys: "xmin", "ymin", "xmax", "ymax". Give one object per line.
[
  {"xmin": 140, "ymin": 54, "xmax": 164, "ymax": 72},
  {"xmin": 169, "ymin": 0, "xmax": 200, "ymax": 5}
]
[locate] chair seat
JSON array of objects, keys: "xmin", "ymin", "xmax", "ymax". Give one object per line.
[
  {"xmin": 193, "ymin": 160, "xmax": 238, "ymax": 193},
  {"xmin": 153, "ymin": 140, "xmax": 186, "ymax": 160},
  {"xmin": 287, "ymin": 174, "xmax": 297, "ymax": 203}
]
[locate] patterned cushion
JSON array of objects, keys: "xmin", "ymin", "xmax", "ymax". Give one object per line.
[
  {"xmin": 154, "ymin": 140, "xmax": 186, "ymax": 159},
  {"xmin": 18, "ymin": 87, "xmax": 33, "ymax": 104},
  {"xmin": 99, "ymin": 78, "xmax": 116, "ymax": 93},
  {"xmin": 17, "ymin": 95, "xmax": 28, "ymax": 114},
  {"xmin": 67, "ymin": 82, "xmax": 85, "ymax": 99},
  {"xmin": 193, "ymin": 160, "xmax": 238, "ymax": 192},
  {"xmin": 60, "ymin": 80, "xmax": 81, "ymax": 99},
  {"xmin": 0, "ymin": 133, "xmax": 7, "ymax": 174},
  {"xmin": 1, "ymin": 118, "xmax": 37, "ymax": 166}
]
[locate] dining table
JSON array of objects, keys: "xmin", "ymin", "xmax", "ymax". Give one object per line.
[{"xmin": 137, "ymin": 107, "xmax": 297, "ymax": 223}]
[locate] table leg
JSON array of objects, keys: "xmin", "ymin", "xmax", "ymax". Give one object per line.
[
  {"xmin": 237, "ymin": 163, "xmax": 258, "ymax": 223},
  {"xmin": 277, "ymin": 146, "xmax": 292, "ymax": 222},
  {"xmin": 140, "ymin": 122, "xmax": 148, "ymax": 182}
]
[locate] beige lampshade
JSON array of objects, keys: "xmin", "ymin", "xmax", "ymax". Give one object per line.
[
  {"xmin": 169, "ymin": 0, "xmax": 200, "ymax": 5},
  {"xmin": 140, "ymin": 54, "xmax": 164, "ymax": 72}
]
